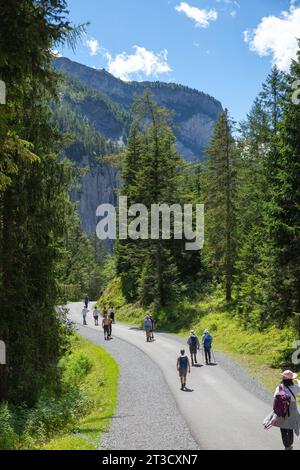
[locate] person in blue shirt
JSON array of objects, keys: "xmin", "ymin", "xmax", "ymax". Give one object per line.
[
  {"xmin": 144, "ymin": 315, "xmax": 153, "ymax": 342},
  {"xmin": 177, "ymin": 349, "xmax": 191, "ymax": 391},
  {"xmin": 202, "ymin": 330, "xmax": 213, "ymax": 365}
]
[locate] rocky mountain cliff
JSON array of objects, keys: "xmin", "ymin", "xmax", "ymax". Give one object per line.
[{"xmin": 53, "ymin": 57, "xmax": 223, "ymax": 243}]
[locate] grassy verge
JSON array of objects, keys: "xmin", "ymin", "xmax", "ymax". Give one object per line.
[
  {"xmin": 99, "ymin": 279, "xmax": 298, "ymax": 392},
  {"xmin": 0, "ymin": 334, "xmax": 118, "ymax": 450},
  {"xmin": 43, "ymin": 335, "xmax": 118, "ymax": 450}
]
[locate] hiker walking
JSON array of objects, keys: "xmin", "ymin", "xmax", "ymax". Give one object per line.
[
  {"xmin": 177, "ymin": 349, "xmax": 191, "ymax": 391},
  {"xmin": 144, "ymin": 315, "xmax": 153, "ymax": 342},
  {"xmin": 149, "ymin": 314, "xmax": 155, "ymax": 341},
  {"xmin": 82, "ymin": 306, "xmax": 89, "ymax": 325},
  {"xmin": 102, "ymin": 306, "xmax": 108, "ymax": 318},
  {"xmin": 108, "ymin": 306, "xmax": 115, "ymax": 337},
  {"xmin": 202, "ymin": 329, "xmax": 213, "ymax": 365},
  {"xmin": 93, "ymin": 306, "xmax": 99, "ymax": 326},
  {"xmin": 187, "ymin": 330, "xmax": 200, "ymax": 366},
  {"xmin": 109, "ymin": 306, "xmax": 115, "ymax": 324},
  {"xmin": 84, "ymin": 294, "xmax": 89, "ymax": 308},
  {"xmin": 264, "ymin": 370, "xmax": 300, "ymax": 450},
  {"xmin": 102, "ymin": 314, "xmax": 112, "ymax": 341}
]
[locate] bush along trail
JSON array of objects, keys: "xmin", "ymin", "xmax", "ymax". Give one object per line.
[{"xmin": 0, "ymin": 334, "xmax": 118, "ymax": 450}]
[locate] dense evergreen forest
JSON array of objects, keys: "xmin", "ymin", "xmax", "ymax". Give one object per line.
[
  {"xmin": 0, "ymin": 1, "xmax": 106, "ymax": 405},
  {"xmin": 115, "ymin": 49, "xmax": 300, "ymax": 336}
]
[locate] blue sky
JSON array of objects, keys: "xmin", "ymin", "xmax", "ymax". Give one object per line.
[{"xmin": 57, "ymin": 0, "xmax": 300, "ymax": 122}]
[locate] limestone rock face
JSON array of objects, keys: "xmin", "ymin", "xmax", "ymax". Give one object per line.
[{"xmin": 70, "ymin": 156, "xmax": 119, "ymax": 248}]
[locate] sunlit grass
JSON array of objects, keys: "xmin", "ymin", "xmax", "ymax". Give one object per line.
[{"xmin": 43, "ymin": 335, "xmax": 118, "ymax": 450}]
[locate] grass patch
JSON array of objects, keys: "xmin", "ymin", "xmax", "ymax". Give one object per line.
[
  {"xmin": 43, "ymin": 335, "xmax": 118, "ymax": 450},
  {"xmin": 0, "ymin": 334, "xmax": 118, "ymax": 450},
  {"xmin": 99, "ymin": 280, "xmax": 298, "ymax": 392}
]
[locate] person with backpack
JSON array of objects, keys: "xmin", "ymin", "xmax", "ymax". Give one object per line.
[
  {"xmin": 187, "ymin": 331, "xmax": 200, "ymax": 366},
  {"xmin": 102, "ymin": 314, "xmax": 112, "ymax": 341},
  {"xmin": 264, "ymin": 370, "xmax": 300, "ymax": 449},
  {"xmin": 102, "ymin": 306, "xmax": 108, "ymax": 318},
  {"xmin": 202, "ymin": 329, "xmax": 213, "ymax": 365},
  {"xmin": 177, "ymin": 349, "xmax": 191, "ymax": 391},
  {"xmin": 109, "ymin": 306, "xmax": 115, "ymax": 324},
  {"xmin": 264, "ymin": 370, "xmax": 300, "ymax": 450},
  {"xmin": 144, "ymin": 315, "xmax": 152, "ymax": 342},
  {"xmin": 93, "ymin": 306, "xmax": 99, "ymax": 326},
  {"xmin": 149, "ymin": 315, "xmax": 155, "ymax": 341}
]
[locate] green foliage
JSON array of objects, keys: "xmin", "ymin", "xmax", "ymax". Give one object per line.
[
  {"xmin": 0, "ymin": 334, "xmax": 118, "ymax": 450},
  {"xmin": 0, "ymin": 404, "xmax": 18, "ymax": 450},
  {"xmin": 60, "ymin": 351, "xmax": 93, "ymax": 388},
  {"xmin": 56, "ymin": 210, "xmax": 104, "ymax": 302},
  {"xmin": 201, "ymin": 110, "xmax": 239, "ymax": 301},
  {"xmin": 52, "ymin": 74, "xmax": 124, "ymax": 164},
  {"xmin": 116, "ymin": 91, "xmax": 205, "ymax": 308},
  {"xmin": 0, "ymin": 0, "xmax": 86, "ymax": 405}
]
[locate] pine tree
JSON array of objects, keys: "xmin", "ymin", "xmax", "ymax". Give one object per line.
[
  {"xmin": 116, "ymin": 92, "xmax": 183, "ymax": 307},
  {"xmin": 202, "ymin": 110, "xmax": 238, "ymax": 301},
  {"xmin": 0, "ymin": 1, "xmax": 84, "ymax": 403}
]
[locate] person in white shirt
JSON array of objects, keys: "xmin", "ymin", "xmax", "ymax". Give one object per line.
[{"xmin": 82, "ymin": 306, "xmax": 89, "ymax": 326}]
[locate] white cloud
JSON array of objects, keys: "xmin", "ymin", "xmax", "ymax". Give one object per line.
[
  {"xmin": 175, "ymin": 2, "xmax": 218, "ymax": 28},
  {"xmin": 106, "ymin": 46, "xmax": 172, "ymax": 81},
  {"xmin": 244, "ymin": 5, "xmax": 300, "ymax": 71},
  {"xmin": 85, "ymin": 38, "xmax": 101, "ymax": 56},
  {"xmin": 51, "ymin": 49, "xmax": 62, "ymax": 58}
]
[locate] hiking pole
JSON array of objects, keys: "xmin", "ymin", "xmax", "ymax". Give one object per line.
[{"xmin": 211, "ymin": 348, "xmax": 217, "ymax": 364}]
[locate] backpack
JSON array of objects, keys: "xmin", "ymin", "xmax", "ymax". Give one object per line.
[
  {"xmin": 203, "ymin": 334, "xmax": 212, "ymax": 349},
  {"xmin": 190, "ymin": 335, "xmax": 197, "ymax": 347},
  {"xmin": 178, "ymin": 356, "xmax": 188, "ymax": 369},
  {"xmin": 273, "ymin": 385, "xmax": 295, "ymax": 418}
]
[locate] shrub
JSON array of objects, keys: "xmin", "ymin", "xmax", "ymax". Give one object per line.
[
  {"xmin": 60, "ymin": 351, "xmax": 93, "ymax": 388},
  {"xmin": 0, "ymin": 403, "xmax": 18, "ymax": 450}
]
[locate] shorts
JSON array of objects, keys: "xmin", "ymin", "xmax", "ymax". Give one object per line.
[
  {"xmin": 179, "ymin": 368, "xmax": 188, "ymax": 378},
  {"xmin": 104, "ymin": 325, "xmax": 109, "ymax": 334},
  {"xmin": 189, "ymin": 347, "xmax": 197, "ymax": 354}
]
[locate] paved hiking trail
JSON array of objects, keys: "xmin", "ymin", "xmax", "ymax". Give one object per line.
[{"xmin": 68, "ymin": 302, "xmax": 299, "ymax": 450}]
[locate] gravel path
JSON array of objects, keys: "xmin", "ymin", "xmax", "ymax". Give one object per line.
[{"xmin": 77, "ymin": 325, "xmax": 199, "ymax": 450}]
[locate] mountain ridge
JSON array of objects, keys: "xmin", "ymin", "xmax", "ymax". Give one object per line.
[
  {"xmin": 52, "ymin": 57, "xmax": 223, "ymax": 244},
  {"xmin": 54, "ymin": 57, "xmax": 223, "ymax": 161}
]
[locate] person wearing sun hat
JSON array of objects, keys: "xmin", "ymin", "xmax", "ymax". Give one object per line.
[{"xmin": 272, "ymin": 370, "xmax": 300, "ymax": 450}]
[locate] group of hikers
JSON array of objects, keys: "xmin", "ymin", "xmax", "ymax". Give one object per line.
[
  {"xmin": 143, "ymin": 315, "xmax": 213, "ymax": 390},
  {"xmin": 82, "ymin": 296, "xmax": 115, "ymax": 341},
  {"xmin": 177, "ymin": 330, "xmax": 214, "ymax": 391}
]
